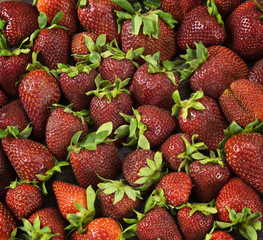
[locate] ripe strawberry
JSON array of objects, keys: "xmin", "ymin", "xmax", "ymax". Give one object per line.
[
  {"xmin": 0, "ymin": 1, "xmax": 39, "ymax": 47},
  {"xmin": 219, "ymin": 79, "xmax": 263, "ymax": 128},
  {"xmin": 0, "ymin": 89, "xmax": 7, "ymax": 107},
  {"xmin": 45, "ymin": 104, "xmax": 89, "ymax": 159},
  {"xmin": 68, "ymin": 122, "xmax": 122, "ymax": 189},
  {"xmin": 129, "ymin": 52, "xmax": 180, "ymax": 110},
  {"xmin": 0, "ymin": 100, "xmax": 29, "ymax": 132},
  {"xmin": 77, "ymin": 0, "xmax": 121, "ymax": 43},
  {"xmin": 172, "ymin": 91, "xmax": 228, "ymax": 151},
  {"xmin": 205, "ymin": 231, "xmax": 234, "ymax": 240},
  {"xmin": 0, "ymin": 201, "xmax": 16, "ymax": 239},
  {"xmin": 213, "ymin": 0, "xmax": 245, "ymax": 19},
  {"xmin": 176, "ymin": 0, "xmax": 226, "ymax": 50},
  {"xmin": 5, "ymin": 180, "xmax": 43, "ymax": 220},
  {"xmin": 224, "ymin": 132, "xmax": 263, "ymax": 195},
  {"xmin": 248, "ymin": 58, "xmax": 263, "ymax": 85},
  {"xmin": 226, "ymin": 0, "xmax": 263, "ymax": 61}
]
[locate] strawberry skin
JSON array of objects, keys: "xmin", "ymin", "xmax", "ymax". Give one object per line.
[
  {"xmin": 215, "ymin": 177, "xmax": 263, "ymax": 222},
  {"xmin": 0, "ymin": 201, "xmax": 16, "ymax": 239},
  {"xmin": 209, "ymin": 231, "xmax": 234, "ymax": 240},
  {"xmin": 224, "ymin": 133, "xmax": 263, "ymax": 195},
  {"xmin": 213, "ymin": 0, "xmax": 245, "ymax": 19},
  {"xmin": 0, "ymin": 89, "xmax": 7, "ymax": 107},
  {"xmin": 248, "ymin": 58, "xmax": 263, "ymax": 85},
  {"xmin": 19, "ymin": 69, "xmax": 61, "ymax": 140}
]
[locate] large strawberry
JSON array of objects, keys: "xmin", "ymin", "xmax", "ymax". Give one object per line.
[
  {"xmin": 226, "ymin": 0, "xmax": 263, "ymax": 61},
  {"xmin": 248, "ymin": 58, "xmax": 263, "ymax": 85},
  {"xmin": 0, "ymin": 1, "xmax": 39, "ymax": 47},
  {"xmin": 176, "ymin": 0, "xmax": 225, "ymax": 50},
  {"xmin": 219, "ymin": 79, "xmax": 263, "ymax": 128},
  {"xmin": 0, "ymin": 201, "xmax": 16, "ymax": 239},
  {"xmin": 213, "ymin": 0, "xmax": 245, "ymax": 19}
]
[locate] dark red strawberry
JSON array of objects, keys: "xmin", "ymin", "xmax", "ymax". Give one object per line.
[
  {"xmin": 5, "ymin": 180, "xmax": 43, "ymax": 220},
  {"xmin": 0, "ymin": 89, "xmax": 7, "ymax": 107},
  {"xmin": 0, "ymin": 100, "xmax": 29, "ymax": 132},
  {"xmin": 213, "ymin": 0, "xmax": 245, "ymax": 19},
  {"xmin": 226, "ymin": 0, "xmax": 263, "ymax": 61},
  {"xmin": 0, "ymin": 201, "xmax": 16, "ymax": 239},
  {"xmin": 45, "ymin": 104, "xmax": 89, "ymax": 159},
  {"xmin": 0, "ymin": 1, "xmax": 39, "ymax": 47},
  {"xmin": 205, "ymin": 231, "xmax": 234, "ymax": 240},
  {"xmin": 248, "ymin": 58, "xmax": 263, "ymax": 85},
  {"xmin": 176, "ymin": 1, "xmax": 226, "ymax": 50}
]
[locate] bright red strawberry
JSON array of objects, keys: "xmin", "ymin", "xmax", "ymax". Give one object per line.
[
  {"xmin": 226, "ymin": 0, "xmax": 263, "ymax": 61},
  {"xmin": 176, "ymin": 1, "xmax": 225, "ymax": 50},
  {"xmin": 45, "ymin": 104, "xmax": 89, "ymax": 159},
  {"xmin": 248, "ymin": 58, "xmax": 263, "ymax": 85},
  {"xmin": 5, "ymin": 180, "xmax": 43, "ymax": 220},
  {"xmin": 0, "ymin": 201, "xmax": 16, "ymax": 239},
  {"xmin": 213, "ymin": 0, "xmax": 245, "ymax": 19},
  {"xmin": 205, "ymin": 231, "xmax": 234, "ymax": 240},
  {"xmin": 224, "ymin": 132, "xmax": 263, "ymax": 195},
  {"xmin": 0, "ymin": 100, "xmax": 29, "ymax": 132},
  {"xmin": 0, "ymin": 89, "xmax": 7, "ymax": 107},
  {"xmin": 0, "ymin": 1, "xmax": 39, "ymax": 47}
]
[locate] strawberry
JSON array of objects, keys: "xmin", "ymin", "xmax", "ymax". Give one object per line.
[
  {"xmin": 213, "ymin": 0, "xmax": 245, "ymax": 19},
  {"xmin": 177, "ymin": 202, "xmax": 216, "ymax": 240},
  {"xmin": 115, "ymin": 105, "xmax": 177, "ymax": 149},
  {"xmin": 34, "ymin": 0, "xmax": 79, "ymax": 37},
  {"xmin": 77, "ymin": 0, "xmax": 122, "ymax": 43},
  {"xmin": 176, "ymin": 42, "xmax": 249, "ymax": 99},
  {"xmin": 248, "ymin": 58, "xmax": 263, "ymax": 85},
  {"xmin": 68, "ymin": 122, "xmax": 122, "ymax": 189},
  {"xmin": 5, "ymin": 180, "xmax": 43, "ymax": 221},
  {"xmin": 129, "ymin": 52, "xmax": 180, "ymax": 110},
  {"xmin": 172, "ymin": 91, "xmax": 228, "ymax": 151},
  {"xmin": 219, "ymin": 79, "xmax": 263, "ymax": 128},
  {"xmin": 45, "ymin": 104, "xmax": 89, "ymax": 159},
  {"xmin": 176, "ymin": 0, "xmax": 225, "ymax": 50},
  {"xmin": 31, "ymin": 11, "xmax": 70, "ymax": 70},
  {"xmin": 0, "ymin": 100, "xmax": 29, "ymax": 132},
  {"xmin": 224, "ymin": 132, "xmax": 263, "ymax": 195},
  {"xmin": 0, "ymin": 1, "xmax": 39, "ymax": 47},
  {"xmin": 0, "ymin": 89, "xmax": 7, "ymax": 107},
  {"xmin": 0, "ymin": 201, "xmax": 16, "ymax": 239},
  {"xmin": 226, "ymin": 0, "xmax": 263, "ymax": 61},
  {"xmin": 205, "ymin": 231, "xmax": 234, "ymax": 240}
]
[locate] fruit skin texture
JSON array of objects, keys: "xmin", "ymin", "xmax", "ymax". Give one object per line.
[
  {"xmin": 189, "ymin": 160, "xmax": 231, "ymax": 202},
  {"xmin": 77, "ymin": 0, "xmax": 121, "ymax": 43},
  {"xmin": 28, "ymin": 207, "xmax": 67, "ymax": 240},
  {"xmin": 69, "ymin": 217, "xmax": 122, "ymax": 240},
  {"xmin": 0, "ymin": 201, "xmax": 16, "ymax": 239},
  {"xmin": 19, "ymin": 69, "xmax": 61, "ymax": 140},
  {"xmin": 137, "ymin": 206, "xmax": 183, "ymax": 240},
  {"xmin": 219, "ymin": 79, "xmax": 263, "ymax": 128},
  {"xmin": 121, "ymin": 19, "xmax": 177, "ymax": 64},
  {"xmin": 0, "ymin": 52, "xmax": 32, "ymax": 97},
  {"xmin": 224, "ymin": 133, "xmax": 263, "ymax": 195},
  {"xmin": 5, "ymin": 183, "xmax": 43, "ymax": 220},
  {"xmin": 179, "ymin": 96, "xmax": 228, "ymax": 151},
  {"xmin": 0, "ymin": 1, "xmax": 39, "ymax": 47},
  {"xmin": 45, "ymin": 107, "xmax": 89, "ymax": 159},
  {"xmin": 59, "ymin": 69, "xmax": 97, "ymax": 111},
  {"xmin": 129, "ymin": 64, "xmax": 180, "ymax": 110},
  {"xmin": 156, "ymin": 172, "xmax": 192, "ymax": 208},
  {"xmin": 69, "ymin": 142, "xmax": 122, "ymax": 189},
  {"xmin": 208, "ymin": 231, "xmax": 234, "ymax": 240},
  {"xmin": 1, "ymin": 136, "xmax": 54, "ymax": 182},
  {"xmin": 177, "ymin": 206, "xmax": 214, "ymax": 240},
  {"xmin": 226, "ymin": 0, "xmax": 263, "ymax": 61},
  {"xmin": 248, "ymin": 58, "xmax": 263, "ymax": 85},
  {"xmin": 176, "ymin": 5, "xmax": 226, "ymax": 50},
  {"xmin": 0, "ymin": 89, "xmax": 7, "ymax": 107},
  {"xmin": 215, "ymin": 177, "xmax": 263, "ymax": 222},
  {"xmin": 190, "ymin": 45, "xmax": 248, "ymax": 99},
  {"xmin": 160, "ymin": 133, "xmax": 191, "ymax": 171},
  {"xmin": 213, "ymin": 0, "xmax": 245, "ymax": 19}
]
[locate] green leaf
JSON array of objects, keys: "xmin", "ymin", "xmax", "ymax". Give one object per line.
[
  {"xmin": 114, "ymin": 125, "xmax": 129, "ymax": 138},
  {"xmin": 207, "ymin": 0, "xmax": 224, "ymax": 28},
  {"xmin": 112, "ymin": 0, "xmax": 135, "ymax": 13},
  {"xmin": 0, "ymin": 19, "xmax": 6, "ymax": 30},
  {"xmin": 155, "ymin": 10, "xmax": 177, "ymax": 28},
  {"xmin": 132, "ymin": 14, "xmax": 143, "ymax": 35},
  {"xmin": 51, "ymin": 10, "xmax": 63, "ymax": 25},
  {"xmin": 96, "ymin": 121, "xmax": 113, "ymax": 135},
  {"xmin": 38, "ymin": 12, "xmax": 48, "ymax": 29},
  {"xmin": 95, "ymin": 34, "xmax": 106, "ymax": 48},
  {"xmin": 141, "ymin": 17, "xmax": 154, "ymax": 37},
  {"xmin": 71, "ymin": 131, "xmax": 83, "ymax": 146},
  {"xmin": 138, "ymin": 133, "xmax": 150, "ymax": 150}
]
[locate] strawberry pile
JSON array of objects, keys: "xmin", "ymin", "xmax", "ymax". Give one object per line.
[{"xmin": 0, "ymin": 0, "xmax": 263, "ymax": 239}]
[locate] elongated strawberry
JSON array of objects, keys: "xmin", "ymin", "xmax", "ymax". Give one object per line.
[
  {"xmin": 0, "ymin": 201, "xmax": 16, "ymax": 239},
  {"xmin": 248, "ymin": 58, "xmax": 263, "ymax": 85},
  {"xmin": 213, "ymin": 0, "xmax": 245, "ymax": 19}
]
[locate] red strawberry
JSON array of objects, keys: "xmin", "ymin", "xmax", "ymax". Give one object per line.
[
  {"xmin": 0, "ymin": 201, "xmax": 16, "ymax": 239},
  {"xmin": 0, "ymin": 100, "xmax": 29, "ymax": 132},
  {"xmin": 5, "ymin": 180, "xmax": 43, "ymax": 220},
  {"xmin": 205, "ymin": 231, "xmax": 234, "ymax": 240},
  {"xmin": 176, "ymin": 1, "xmax": 226, "ymax": 50},
  {"xmin": 213, "ymin": 0, "xmax": 245, "ymax": 19},
  {"xmin": 0, "ymin": 89, "xmax": 7, "ymax": 107},
  {"xmin": 224, "ymin": 132, "xmax": 263, "ymax": 195},
  {"xmin": 226, "ymin": 0, "xmax": 263, "ymax": 61},
  {"xmin": 45, "ymin": 104, "xmax": 89, "ymax": 159},
  {"xmin": 248, "ymin": 58, "xmax": 263, "ymax": 85},
  {"xmin": 0, "ymin": 1, "xmax": 39, "ymax": 47}
]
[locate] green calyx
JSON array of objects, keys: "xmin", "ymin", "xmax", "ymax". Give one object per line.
[
  {"xmin": 172, "ymin": 90, "xmax": 205, "ymax": 118},
  {"xmin": 177, "ymin": 134, "xmax": 208, "ymax": 174},
  {"xmin": 0, "ymin": 124, "xmax": 32, "ymax": 139},
  {"xmin": 135, "ymin": 151, "xmax": 167, "ymax": 192},
  {"xmin": 114, "ymin": 109, "xmax": 150, "ymax": 150},
  {"xmin": 207, "ymin": 0, "xmax": 224, "ymax": 28},
  {"xmin": 216, "ymin": 207, "xmax": 262, "ymax": 240},
  {"xmin": 7, "ymin": 179, "xmax": 40, "ymax": 191},
  {"xmin": 68, "ymin": 122, "xmax": 115, "ymax": 154},
  {"xmin": 254, "ymin": 0, "xmax": 263, "ymax": 20},
  {"xmin": 65, "ymin": 185, "xmax": 96, "ymax": 234},
  {"xmin": 19, "ymin": 216, "xmax": 58, "ymax": 240},
  {"xmin": 174, "ymin": 42, "xmax": 209, "ymax": 81},
  {"xmin": 86, "ymin": 74, "xmax": 130, "ymax": 103},
  {"xmin": 98, "ymin": 177, "xmax": 142, "ymax": 204}
]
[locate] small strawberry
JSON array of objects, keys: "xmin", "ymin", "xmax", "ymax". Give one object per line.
[
  {"xmin": 0, "ymin": 89, "xmax": 7, "ymax": 107},
  {"xmin": 213, "ymin": 0, "xmax": 245, "ymax": 19},
  {"xmin": 205, "ymin": 230, "xmax": 235, "ymax": 240},
  {"xmin": 248, "ymin": 58, "xmax": 263, "ymax": 85},
  {"xmin": 0, "ymin": 201, "xmax": 16, "ymax": 239}
]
